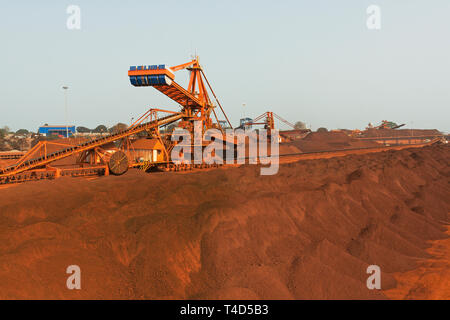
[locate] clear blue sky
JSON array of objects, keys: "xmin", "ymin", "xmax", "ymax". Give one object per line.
[{"xmin": 1, "ymin": 0, "xmax": 449, "ymax": 132}]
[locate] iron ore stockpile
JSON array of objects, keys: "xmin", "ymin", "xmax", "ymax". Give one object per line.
[
  {"xmin": 0, "ymin": 58, "xmax": 448, "ymax": 299},
  {"xmin": 0, "ymin": 143, "xmax": 447, "ymax": 299},
  {"xmin": 281, "ymin": 131, "xmax": 381, "ymax": 154}
]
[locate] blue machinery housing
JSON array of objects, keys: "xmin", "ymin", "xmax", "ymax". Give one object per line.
[
  {"xmin": 38, "ymin": 125, "xmax": 76, "ymax": 138},
  {"xmin": 128, "ymin": 65, "xmax": 174, "ymax": 87}
]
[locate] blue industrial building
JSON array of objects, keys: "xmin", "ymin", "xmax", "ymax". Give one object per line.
[
  {"xmin": 239, "ymin": 117, "xmax": 253, "ymax": 130},
  {"xmin": 38, "ymin": 125, "xmax": 76, "ymax": 138}
]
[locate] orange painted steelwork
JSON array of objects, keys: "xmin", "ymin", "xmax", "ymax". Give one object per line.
[
  {"xmin": 129, "ymin": 57, "xmax": 232, "ymax": 133},
  {"xmin": 1, "ymin": 58, "xmax": 231, "ymax": 183},
  {"xmin": 0, "ymin": 112, "xmax": 184, "ymax": 178},
  {"xmin": 244, "ymin": 111, "xmax": 296, "ymax": 131}
]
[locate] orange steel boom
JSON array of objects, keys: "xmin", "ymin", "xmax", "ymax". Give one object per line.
[
  {"xmin": 244, "ymin": 111, "xmax": 296, "ymax": 131},
  {"xmin": 1, "ymin": 57, "xmax": 231, "ymax": 184},
  {"xmin": 128, "ymin": 57, "xmax": 232, "ymax": 132}
]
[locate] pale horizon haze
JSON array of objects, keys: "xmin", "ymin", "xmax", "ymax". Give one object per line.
[{"xmin": 0, "ymin": 1, "xmax": 449, "ymax": 133}]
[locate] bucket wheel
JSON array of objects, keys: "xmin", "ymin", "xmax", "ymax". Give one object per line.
[{"xmin": 108, "ymin": 151, "xmax": 129, "ymax": 175}]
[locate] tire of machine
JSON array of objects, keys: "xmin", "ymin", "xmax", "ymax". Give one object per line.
[{"xmin": 108, "ymin": 150, "xmax": 129, "ymax": 175}]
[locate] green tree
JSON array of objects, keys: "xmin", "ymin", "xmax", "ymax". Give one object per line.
[
  {"xmin": 15, "ymin": 129, "xmax": 29, "ymax": 135},
  {"xmin": 0, "ymin": 126, "xmax": 10, "ymax": 137},
  {"xmin": 108, "ymin": 123, "xmax": 128, "ymax": 134},
  {"xmin": 76, "ymin": 126, "xmax": 91, "ymax": 133},
  {"xmin": 93, "ymin": 125, "xmax": 108, "ymax": 133},
  {"xmin": 294, "ymin": 121, "xmax": 306, "ymax": 130}
]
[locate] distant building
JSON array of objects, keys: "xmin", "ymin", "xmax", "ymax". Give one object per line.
[
  {"xmin": 129, "ymin": 138, "xmax": 165, "ymax": 163},
  {"xmin": 38, "ymin": 125, "xmax": 76, "ymax": 138},
  {"xmin": 239, "ymin": 118, "xmax": 253, "ymax": 130}
]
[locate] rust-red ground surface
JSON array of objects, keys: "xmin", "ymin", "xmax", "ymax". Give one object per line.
[{"xmin": 0, "ymin": 144, "xmax": 448, "ymax": 299}]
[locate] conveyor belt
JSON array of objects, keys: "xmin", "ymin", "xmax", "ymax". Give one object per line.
[
  {"xmin": 0, "ymin": 112, "xmax": 184, "ymax": 178},
  {"xmin": 128, "ymin": 65, "xmax": 204, "ymax": 109}
]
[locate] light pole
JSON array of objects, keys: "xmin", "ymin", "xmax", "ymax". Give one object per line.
[{"xmin": 62, "ymin": 86, "xmax": 69, "ymax": 138}]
